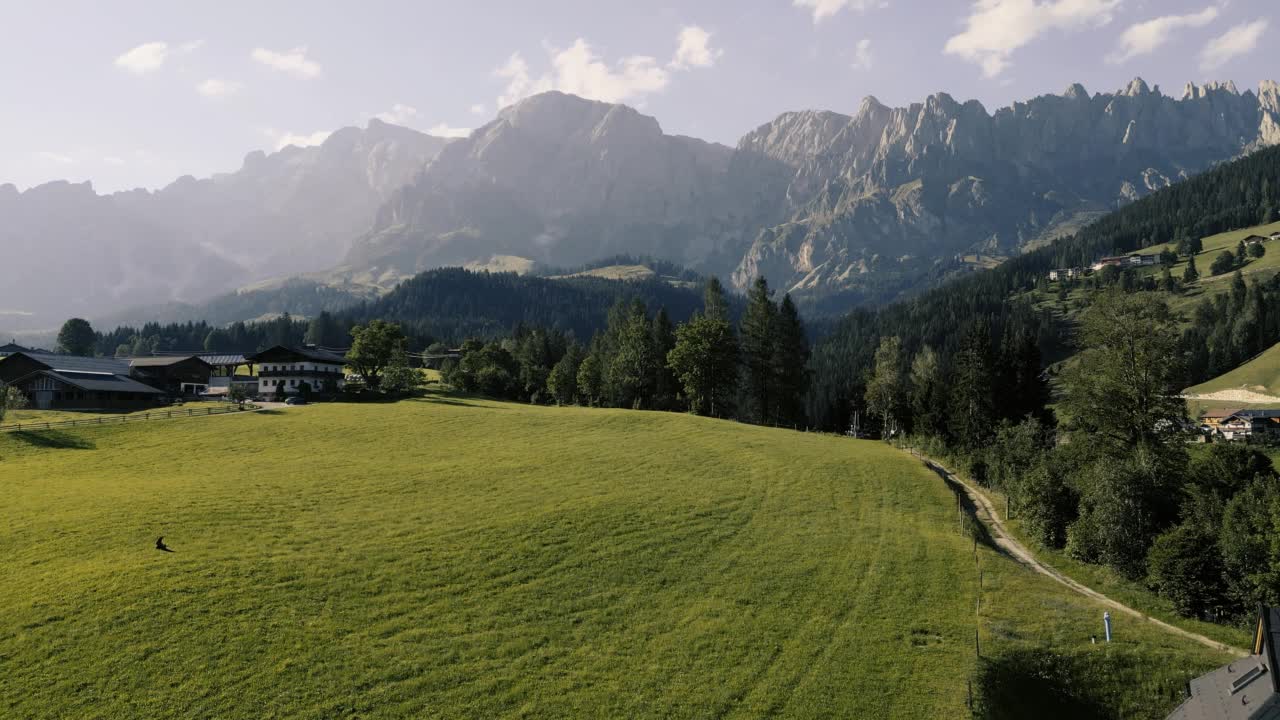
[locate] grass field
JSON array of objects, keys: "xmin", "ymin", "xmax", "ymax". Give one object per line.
[
  {"xmin": 0, "ymin": 397, "xmax": 1231, "ymax": 718},
  {"xmin": 3, "ymin": 399, "xmax": 231, "ymax": 427}
]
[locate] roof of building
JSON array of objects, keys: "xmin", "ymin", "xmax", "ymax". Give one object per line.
[
  {"xmin": 128, "ymin": 356, "xmax": 213, "ymax": 369},
  {"xmin": 1229, "ymin": 409, "xmax": 1280, "ymax": 421},
  {"xmin": 0, "ymin": 342, "xmax": 30, "ymax": 353},
  {"xmin": 1201, "ymin": 408, "xmax": 1244, "ymax": 419},
  {"xmin": 246, "ymin": 345, "xmax": 348, "ymax": 364},
  {"xmin": 46, "ymin": 370, "xmax": 165, "ymax": 394},
  {"xmin": 12, "ymin": 351, "xmax": 132, "ymax": 374},
  {"xmin": 1166, "ymin": 607, "xmax": 1280, "ymax": 720},
  {"xmin": 195, "ymin": 354, "xmax": 248, "ymax": 367}
]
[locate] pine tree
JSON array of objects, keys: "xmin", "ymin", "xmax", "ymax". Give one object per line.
[
  {"xmin": 772, "ymin": 294, "xmax": 810, "ymax": 426},
  {"xmin": 650, "ymin": 308, "xmax": 678, "ymax": 410},
  {"xmin": 740, "ymin": 277, "xmax": 779, "ymax": 424},
  {"xmin": 576, "ymin": 339, "xmax": 606, "ymax": 406},
  {"xmin": 1182, "ymin": 255, "xmax": 1200, "ymax": 283},
  {"xmin": 909, "ymin": 346, "xmax": 946, "ymax": 439},
  {"xmin": 949, "ymin": 322, "xmax": 996, "ymax": 451},
  {"xmin": 609, "ymin": 300, "xmax": 656, "ymax": 409},
  {"xmin": 547, "ymin": 343, "xmax": 584, "ymax": 405},
  {"xmin": 703, "ymin": 277, "xmax": 731, "ymax": 322}
]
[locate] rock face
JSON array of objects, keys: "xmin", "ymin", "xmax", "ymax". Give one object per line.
[
  {"xmin": 0, "ymin": 122, "xmax": 447, "ymax": 329},
  {"xmin": 345, "ymin": 92, "xmax": 778, "ymax": 283},
  {"xmin": 730, "ymin": 79, "xmax": 1280, "ymax": 300},
  {"xmin": 345, "ymin": 81, "xmax": 1280, "ymax": 305}
]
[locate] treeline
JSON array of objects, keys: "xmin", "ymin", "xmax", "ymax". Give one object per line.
[
  {"xmin": 810, "ymin": 143, "xmax": 1280, "ymax": 430},
  {"xmin": 443, "ymin": 277, "xmax": 812, "ymax": 425},
  {"xmin": 87, "ymin": 268, "xmax": 727, "ymax": 357},
  {"xmin": 872, "ymin": 290, "xmax": 1280, "ymax": 623}
]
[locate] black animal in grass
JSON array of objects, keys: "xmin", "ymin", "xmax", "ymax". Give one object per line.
[{"xmin": 155, "ymin": 536, "xmax": 175, "ymax": 553}]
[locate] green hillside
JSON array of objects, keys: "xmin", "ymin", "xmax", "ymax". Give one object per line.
[
  {"xmin": 0, "ymin": 399, "xmax": 1228, "ymax": 718},
  {"xmin": 1186, "ymin": 339, "xmax": 1280, "ymax": 397}
]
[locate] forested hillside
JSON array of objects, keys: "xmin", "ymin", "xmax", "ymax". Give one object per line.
[
  {"xmin": 89, "ymin": 268, "xmax": 726, "ymax": 356},
  {"xmin": 808, "ymin": 143, "xmax": 1280, "ymax": 429}
]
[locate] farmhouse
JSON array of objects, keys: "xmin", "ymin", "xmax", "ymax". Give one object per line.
[
  {"xmin": 1205, "ymin": 409, "xmax": 1280, "ymax": 441},
  {"xmin": 1166, "ymin": 606, "xmax": 1279, "ymax": 719},
  {"xmin": 127, "ymin": 356, "xmax": 215, "ymax": 396},
  {"xmin": 247, "ymin": 345, "xmax": 348, "ymax": 397},
  {"xmin": 1199, "ymin": 408, "xmax": 1243, "ymax": 433},
  {"xmin": 0, "ymin": 352, "xmax": 166, "ymax": 410},
  {"xmin": 1244, "ymin": 234, "xmax": 1269, "ymax": 245},
  {"xmin": 1048, "ymin": 267, "xmax": 1086, "ymax": 281}
]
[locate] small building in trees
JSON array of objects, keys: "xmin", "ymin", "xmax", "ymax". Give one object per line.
[
  {"xmin": 1166, "ymin": 606, "xmax": 1279, "ymax": 719},
  {"xmin": 0, "ymin": 352, "xmax": 165, "ymax": 410},
  {"xmin": 1244, "ymin": 234, "xmax": 1269, "ymax": 245},
  {"xmin": 1213, "ymin": 409, "xmax": 1280, "ymax": 441},
  {"xmin": 246, "ymin": 345, "xmax": 348, "ymax": 397}
]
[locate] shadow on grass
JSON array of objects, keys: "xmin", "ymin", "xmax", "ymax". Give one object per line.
[
  {"xmin": 920, "ymin": 459, "xmax": 1002, "ymax": 553},
  {"xmin": 10, "ymin": 430, "xmax": 96, "ymax": 450},
  {"xmin": 975, "ymin": 649, "xmax": 1132, "ymax": 720}
]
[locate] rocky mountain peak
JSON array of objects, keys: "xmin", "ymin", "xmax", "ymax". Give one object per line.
[
  {"xmin": 1063, "ymin": 83, "xmax": 1090, "ymax": 100},
  {"xmin": 1121, "ymin": 77, "xmax": 1151, "ymax": 97}
]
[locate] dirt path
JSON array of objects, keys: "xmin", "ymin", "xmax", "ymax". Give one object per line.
[{"xmin": 910, "ymin": 450, "xmax": 1246, "ymax": 656}]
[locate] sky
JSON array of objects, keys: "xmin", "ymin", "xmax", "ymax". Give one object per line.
[{"xmin": 1, "ymin": 0, "xmax": 1274, "ymax": 193}]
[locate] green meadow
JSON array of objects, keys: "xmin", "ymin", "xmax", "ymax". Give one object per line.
[
  {"xmin": 1185, "ymin": 339, "xmax": 1280, "ymax": 398},
  {"xmin": 0, "ymin": 397, "xmax": 1230, "ymax": 718}
]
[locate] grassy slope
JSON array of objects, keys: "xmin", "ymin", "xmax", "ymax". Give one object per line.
[
  {"xmin": 0, "ymin": 398, "xmax": 1229, "ymax": 719},
  {"xmin": 1185, "ymin": 340, "xmax": 1280, "ymax": 397},
  {"xmin": 1139, "ymin": 221, "xmax": 1280, "ymax": 317}
]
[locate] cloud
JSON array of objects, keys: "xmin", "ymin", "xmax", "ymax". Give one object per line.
[
  {"xmin": 374, "ymin": 103, "xmax": 420, "ymax": 125},
  {"xmin": 179, "ymin": 39, "xmax": 205, "ymax": 53},
  {"xmin": 197, "ymin": 78, "xmax": 243, "ymax": 98},
  {"xmin": 793, "ymin": 0, "xmax": 885, "ymax": 23},
  {"xmin": 114, "ymin": 42, "xmax": 168, "ymax": 74},
  {"xmin": 470, "ymin": 103, "xmax": 487, "ymax": 115},
  {"xmin": 34, "ymin": 151, "xmax": 74, "ymax": 164},
  {"xmin": 944, "ymin": 0, "xmax": 1121, "ymax": 78},
  {"xmin": 1199, "ymin": 18, "xmax": 1268, "ymax": 71},
  {"xmin": 851, "ymin": 38, "xmax": 873, "ymax": 70},
  {"xmin": 251, "ymin": 47, "xmax": 322, "ymax": 78},
  {"xmin": 265, "ymin": 129, "xmax": 331, "ymax": 151},
  {"xmin": 428, "ymin": 123, "xmax": 473, "ymax": 138},
  {"xmin": 1109, "ymin": 6, "xmax": 1220, "ymax": 63},
  {"xmin": 496, "ymin": 26, "xmax": 722, "ymax": 110},
  {"xmin": 670, "ymin": 25, "xmax": 723, "ymax": 69},
  {"xmin": 102, "ymin": 156, "xmax": 126, "ymax": 166}
]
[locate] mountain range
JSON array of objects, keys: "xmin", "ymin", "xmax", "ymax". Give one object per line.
[{"xmin": 4, "ymin": 78, "xmax": 1279, "ymax": 334}]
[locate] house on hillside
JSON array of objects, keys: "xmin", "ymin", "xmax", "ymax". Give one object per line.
[
  {"xmin": 127, "ymin": 356, "xmax": 214, "ymax": 396},
  {"xmin": 1165, "ymin": 605, "xmax": 1279, "ymax": 719},
  {"xmin": 1244, "ymin": 234, "xmax": 1269, "ymax": 245},
  {"xmin": 246, "ymin": 345, "xmax": 348, "ymax": 397},
  {"xmin": 1200, "ymin": 408, "xmax": 1243, "ymax": 433},
  {"xmin": 0, "ymin": 352, "xmax": 166, "ymax": 410},
  {"xmin": 1207, "ymin": 409, "xmax": 1280, "ymax": 441},
  {"xmin": 1270, "ymin": 232, "xmax": 1280, "ymax": 241},
  {"xmin": 1048, "ymin": 267, "xmax": 1086, "ymax": 281}
]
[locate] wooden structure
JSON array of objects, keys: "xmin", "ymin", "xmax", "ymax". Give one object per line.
[
  {"xmin": 0, "ymin": 352, "xmax": 166, "ymax": 410},
  {"xmin": 128, "ymin": 356, "xmax": 214, "ymax": 396}
]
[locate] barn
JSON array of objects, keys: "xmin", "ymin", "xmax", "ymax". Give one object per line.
[{"xmin": 0, "ymin": 352, "xmax": 166, "ymax": 410}]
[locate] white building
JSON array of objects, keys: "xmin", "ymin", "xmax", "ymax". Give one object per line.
[{"xmin": 246, "ymin": 345, "xmax": 348, "ymax": 397}]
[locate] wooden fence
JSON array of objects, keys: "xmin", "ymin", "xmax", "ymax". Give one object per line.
[{"xmin": 0, "ymin": 404, "xmax": 258, "ymax": 433}]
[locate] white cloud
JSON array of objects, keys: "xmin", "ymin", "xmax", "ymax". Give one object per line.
[
  {"xmin": 793, "ymin": 0, "xmax": 886, "ymax": 23},
  {"xmin": 102, "ymin": 156, "xmax": 126, "ymax": 166},
  {"xmin": 428, "ymin": 123, "xmax": 473, "ymax": 138},
  {"xmin": 852, "ymin": 38, "xmax": 873, "ymax": 70},
  {"xmin": 944, "ymin": 0, "xmax": 1121, "ymax": 78},
  {"xmin": 670, "ymin": 25, "xmax": 723, "ymax": 69},
  {"xmin": 374, "ymin": 103, "xmax": 420, "ymax": 125},
  {"xmin": 114, "ymin": 42, "xmax": 168, "ymax": 74},
  {"xmin": 34, "ymin": 151, "xmax": 74, "ymax": 164},
  {"xmin": 496, "ymin": 27, "xmax": 722, "ymax": 110},
  {"xmin": 1109, "ymin": 6, "xmax": 1220, "ymax": 64},
  {"xmin": 470, "ymin": 103, "xmax": 487, "ymax": 115},
  {"xmin": 197, "ymin": 78, "xmax": 243, "ymax": 98},
  {"xmin": 1199, "ymin": 18, "xmax": 1268, "ymax": 71},
  {"xmin": 265, "ymin": 129, "xmax": 331, "ymax": 151},
  {"xmin": 251, "ymin": 47, "xmax": 322, "ymax": 78}
]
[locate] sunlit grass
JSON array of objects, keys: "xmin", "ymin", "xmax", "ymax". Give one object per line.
[{"xmin": 0, "ymin": 397, "xmax": 1230, "ymax": 718}]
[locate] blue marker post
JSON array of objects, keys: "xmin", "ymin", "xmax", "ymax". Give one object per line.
[{"xmin": 1103, "ymin": 611, "xmax": 1112, "ymax": 643}]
